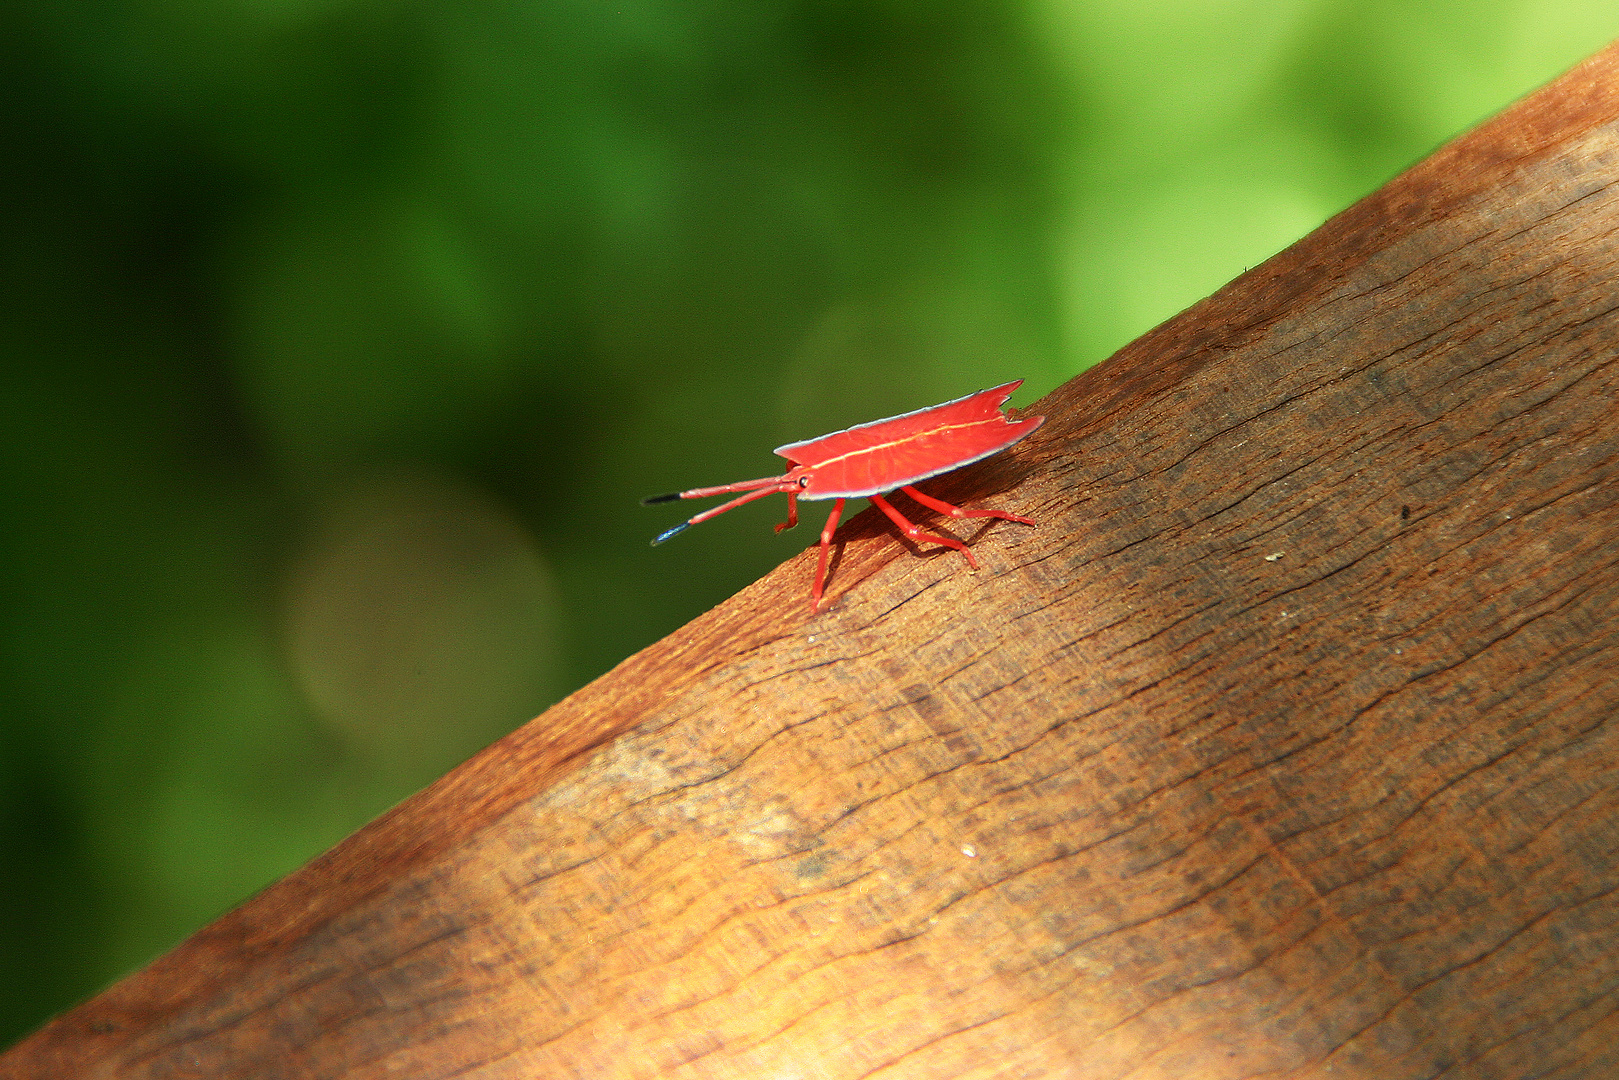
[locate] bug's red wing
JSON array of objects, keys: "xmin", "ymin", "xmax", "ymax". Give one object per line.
[{"xmin": 775, "ymin": 381, "xmax": 1044, "ymax": 499}]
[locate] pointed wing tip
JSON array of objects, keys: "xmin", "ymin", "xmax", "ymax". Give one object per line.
[
  {"xmin": 996, "ymin": 411, "xmax": 1045, "ymax": 451},
  {"xmin": 981, "ymin": 379, "xmax": 1027, "ymax": 412}
]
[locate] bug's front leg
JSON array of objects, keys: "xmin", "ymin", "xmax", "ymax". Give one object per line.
[
  {"xmin": 810, "ymin": 498, "xmax": 844, "ymax": 611},
  {"xmin": 775, "ymin": 491, "xmax": 799, "ymax": 534}
]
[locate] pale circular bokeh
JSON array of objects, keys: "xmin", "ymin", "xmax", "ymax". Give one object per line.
[{"xmin": 281, "ymin": 467, "xmax": 559, "ymax": 780}]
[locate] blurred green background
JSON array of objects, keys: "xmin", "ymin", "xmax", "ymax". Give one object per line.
[{"xmin": 0, "ymin": 0, "xmax": 1613, "ymax": 1048}]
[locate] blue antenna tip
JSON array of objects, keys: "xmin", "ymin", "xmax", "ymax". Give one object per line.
[{"xmin": 652, "ymin": 522, "xmax": 691, "ymax": 545}]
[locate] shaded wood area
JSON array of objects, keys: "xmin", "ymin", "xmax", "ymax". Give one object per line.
[{"xmin": 9, "ymin": 45, "xmax": 1619, "ymax": 1080}]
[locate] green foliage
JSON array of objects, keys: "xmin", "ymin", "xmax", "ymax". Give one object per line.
[{"xmin": 1, "ymin": 0, "xmax": 1614, "ymax": 1046}]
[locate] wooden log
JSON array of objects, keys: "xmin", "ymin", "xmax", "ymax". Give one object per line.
[{"xmin": 9, "ymin": 44, "xmax": 1619, "ymax": 1080}]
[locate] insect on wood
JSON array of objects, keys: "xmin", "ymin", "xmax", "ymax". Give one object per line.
[{"xmin": 644, "ymin": 380, "xmax": 1045, "ymax": 611}]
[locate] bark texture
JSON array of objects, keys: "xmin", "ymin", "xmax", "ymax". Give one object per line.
[{"xmin": 8, "ymin": 43, "xmax": 1619, "ymax": 1080}]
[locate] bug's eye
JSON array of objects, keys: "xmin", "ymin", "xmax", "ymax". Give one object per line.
[{"xmin": 797, "ymin": 476, "xmax": 809, "ymax": 487}]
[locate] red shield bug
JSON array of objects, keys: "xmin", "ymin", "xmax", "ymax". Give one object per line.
[{"xmin": 644, "ymin": 380, "xmax": 1044, "ymax": 611}]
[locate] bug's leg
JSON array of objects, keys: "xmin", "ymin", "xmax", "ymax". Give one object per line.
[
  {"xmin": 775, "ymin": 491, "xmax": 799, "ymax": 534},
  {"xmin": 900, "ymin": 485, "xmax": 1035, "ymax": 526},
  {"xmin": 869, "ymin": 494, "xmax": 979, "ymax": 570},
  {"xmin": 811, "ymin": 498, "xmax": 844, "ymax": 611}
]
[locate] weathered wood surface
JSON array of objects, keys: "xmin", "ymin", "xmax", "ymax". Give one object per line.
[{"xmin": 10, "ymin": 45, "xmax": 1619, "ymax": 1080}]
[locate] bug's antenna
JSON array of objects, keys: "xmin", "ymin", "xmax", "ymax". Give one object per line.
[
  {"xmin": 644, "ymin": 478, "xmax": 796, "ymax": 546},
  {"xmin": 652, "ymin": 522, "xmax": 691, "ymax": 545}
]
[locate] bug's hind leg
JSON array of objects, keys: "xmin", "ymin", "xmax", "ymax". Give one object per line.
[
  {"xmin": 900, "ymin": 485, "xmax": 1036, "ymax": 526},
  {"xmin": 869, "ymin": 495, "xmax": 979, "ymax": 570}
]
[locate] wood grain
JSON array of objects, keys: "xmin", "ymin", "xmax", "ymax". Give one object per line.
[{"xmin": 9, "ymin": 43, "xmax": 1619, "ymax": 1080}]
